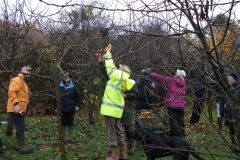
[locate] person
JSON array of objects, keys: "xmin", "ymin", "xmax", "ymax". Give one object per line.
[
  {"xmin": 60, "ymin": 72, "xmax": 80, "ymax": 143},
  {"xmin": 190, "ymin": 73, "xmax": 206, "ymax": 124},
  {"xmin": 147, "ymin": 69, "xmax": 186, "ymax": 137},
  {"xmin": 224, "ymin": 72, "xmax": 240, "ymax": 151},
  {"xmin": 7, "ymin": 66, "xmax": 34, "ymax": 154},
  {"xmin": 208, "ymin": 71, "xmax": 226, "ymax": 131},
  {"xmin": 97, "ymin": 55, "xmax": 139, "ymax": 155},
  {"xmin": 96, "ymin": 44, "xmax": 135, "ymax": 160},
  {"xmin": 136, "ymin": 70, "xmax": 156, "ymax": 113}
]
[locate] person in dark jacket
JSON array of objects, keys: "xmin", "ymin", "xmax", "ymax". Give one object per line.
[
  {"xmin": 224, "ymin": 72, "xmax": 240, "ymax": 151},
  {"xmin": 136, "ymin": 70, "xmax": 155, "ymax": 113},
  {"xmin": 60, "ymin": 72, "xmax": 80, "ymax": 143},
  {"xmin": 208, "ymin": 70, "xmax": 226, "ymax": 131},
  {"xmin": 190, "ymin": 73, "xmax": 206, "ymax": 124},
  {"xmin": 97, "ymin": 53, "xmax": 139, "ymax": 155}
]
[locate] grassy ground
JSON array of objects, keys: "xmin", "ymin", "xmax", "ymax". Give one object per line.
[{"xmin": 0, "ymin": 106, "xmax": 239, "ymax": 160}]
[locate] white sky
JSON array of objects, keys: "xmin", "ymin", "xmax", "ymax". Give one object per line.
[{"xmin": 2, "ymin": 0, "xmax": 240, "ymax": 26}]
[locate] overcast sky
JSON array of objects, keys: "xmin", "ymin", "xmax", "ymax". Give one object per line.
[{"xmin": 2, "ymin": 0, "xmax": 240, "ymax": 26}]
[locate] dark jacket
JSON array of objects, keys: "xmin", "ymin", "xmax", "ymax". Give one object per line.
[
  {"xmin": 194, "ymin": 74, "xmax": 205, "ymax": 99},
  {"xmin": 224, "ymin": 81, "xmax": 240, "ymax": 128},
  {"xmin": 137, "ymin": 75, "xmax": 155, "ymax": 103},
  {"xmin": 60, "ymin": 81, "xmax": 80, "ymax": 112}
]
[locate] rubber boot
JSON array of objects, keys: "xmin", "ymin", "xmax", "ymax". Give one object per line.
[
  {"xmin": 15, "ymin": 135, "xmax": 20, "ymax": 151},
  {"xmin": 119, "ymin": 145, "xmax": 128, "ymax": 160},
  {"xmin": 106, "ymin": 147, "xmax": 119, "ymax": 160},
  {"xmin": 235, "ymin": 145, "xmax": 240, "ymax": 152},
  {"xmin": 217, "ymin": 117, "xmax": 222, "ymax": 132},
  {"xmin": 230, "ymin": 134, "xmax": 237, "ymax": 150},
  {"xmin": 127, "ymin": 143, "xmax": 134, "ymax": 155},
  {"xmin": 127, "ymin": 138, "xmax": 135, "ymax": 155},
  {"xmin": 62, "ymin": 126, "xmax": 66, "ymax": 142},
  {"xmin": 17, "ymin": 133, "xmax": 34, "ymax": 154},
  {"xmin": 68, "ymin": 126, "xmax": 75, "ymax": 143}
]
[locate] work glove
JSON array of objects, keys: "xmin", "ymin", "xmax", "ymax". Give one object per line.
[
  {"xmin": 96, "ymin": 50, "xmax": 102, "ymax": 62},
  {"xmin": 75, "ymin": 106, "xmax": 79, "ymax": 111},
  {"xmin": 103, "ymin": 44, "xmax": 112, "ymax": 59}
]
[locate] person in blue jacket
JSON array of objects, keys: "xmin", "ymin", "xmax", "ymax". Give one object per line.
[{"xmin": 60, "ymin": 72, "xmax": 80, "ymax": 143}]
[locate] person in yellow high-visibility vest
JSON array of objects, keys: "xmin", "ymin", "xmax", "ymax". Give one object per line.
[{"xmin": 96, "ymin": 44, "xmax": 135, "ymax": 160}]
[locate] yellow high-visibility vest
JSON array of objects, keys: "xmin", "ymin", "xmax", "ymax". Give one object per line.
[{"xmin": 100, "ymin": 58, "xmax": 135, "ymax": 118}]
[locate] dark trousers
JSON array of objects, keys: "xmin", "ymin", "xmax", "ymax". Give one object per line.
[
  {"xmin": 121, "ymin": 106, "xmax": 134, "ymax": 142},
  {"xmin": 61, "ymin": 110, "xmax": 75, "ymax": 126},
  {"xmin": 190, "ymin": 99, "xmax": 203, "ymax": 124},
  {"xmin": 11, "ymin": 113, "xmax": 25, "ymax": 133},
  {"xmin": 168, "ymin": 108, "xmax": 185, "ymax": 137}
]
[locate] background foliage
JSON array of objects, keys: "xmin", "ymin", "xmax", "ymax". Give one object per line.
[{"xmin": 0, "ymin": 0, "xmax": 240, "ymax": 159}]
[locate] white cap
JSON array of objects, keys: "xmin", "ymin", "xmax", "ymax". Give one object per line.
[
  {"xmin": 176, "ymin": 69, "xmax": 186, "ymax": 78},
  {"xmin": 21, "ymin": 66, "xmax": 32, "ymax": 75},
  {"xmin": 119, "ymin": 64, "xmax": 131, "ymax": 73}
]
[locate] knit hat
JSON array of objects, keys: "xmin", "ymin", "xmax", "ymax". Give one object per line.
[
  {"xmin": 119, "ymin": 64, "xmax": 131, "ymax": 73},
  {"xmin": 176, "ymin": 69, "xmax": 186, "ymax": 78},
  {"xmin": 63, "ymin": 72, "xmax": 72, "ymax": 78},
  {"xmin": 228, "ymin": 72, "xmax": 238, "ymax": 80}
]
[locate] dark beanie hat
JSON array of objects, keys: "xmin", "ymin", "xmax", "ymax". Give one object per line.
[{"xmin": 229, "ymin": 72, "xmax": 239, "ymax": 80}]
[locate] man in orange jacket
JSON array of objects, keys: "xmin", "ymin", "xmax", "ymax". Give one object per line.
[{"xmin": 7, "ymin": 66, "xmax": 34, "ymax": 154}]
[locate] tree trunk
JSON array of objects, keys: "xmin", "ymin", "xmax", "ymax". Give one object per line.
[
  {"xmin": 55, "ymin": 83, "xmax": 66, "ymax": 160},
  {"xmin": 89, "ymin": 104, "xmax": 95, "ymax": 125}
]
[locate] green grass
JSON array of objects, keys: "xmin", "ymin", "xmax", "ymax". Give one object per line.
[{"xmin": 0, "ymin": 107, "xmax": 239, "ymax": 160}]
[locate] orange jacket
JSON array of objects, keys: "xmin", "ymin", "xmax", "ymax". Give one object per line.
[{"xmin": 7, "ymin": 73, "xmax": 30, "ymax": 113}]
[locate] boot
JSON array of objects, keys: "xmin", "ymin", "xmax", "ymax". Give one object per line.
[
  {"xmin": 17, "ymin": 133, "xmax": 34, "ymax": 154},
  {"xmin": 68, "ymin": 126, "xmax": 75, "ymax": 143},
  {"xmin": 15, "ymin": 135, "xmax": 20, "ymax": 151},
  {"xmin": 217, "ymin": 117, "xmax": 222, "ymax": 132},
  {"xmin": 106, "ymin": 147, "xmax": 119, "ymax": 160},
  {"xmin": 127, "ymin": 143, "xmax": 134, "ymax": 155},
  {"xmin": 62, "ymin": 126, "xmax": 66, "ymax": 142},
  {"xmin": 235, "ymin": 145, "xmax": 240, "ymax": 152},
  {"xmin": 119, "ymin": 145, "xmax": 128, "ymax": 160},
  {"xmin": 127, "ymin": 138, "xmax": 135, "ymax": 155}
]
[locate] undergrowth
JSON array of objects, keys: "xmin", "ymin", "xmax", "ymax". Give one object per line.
[{"xmin": 0, "ymin": 106, "xmax": 239, "ymax": 160}]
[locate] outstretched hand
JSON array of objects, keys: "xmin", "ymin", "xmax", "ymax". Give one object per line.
[
  {"xmin": 96, "ymin": 50, "xmax": 102, "ymax": 62},
  {"xmin": 105, "ymin": 44, "xmax": 111, "ymax": 54}
]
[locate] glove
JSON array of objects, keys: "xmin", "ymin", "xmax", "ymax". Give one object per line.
[
  {"xmin": 96, "ymin": 50, "xmax": 102, "ymax": 59},
  {"xmin": 103, "ymin": 44, "xmax": 112, "ymax": 59},
  {"xmin": 96, "ymin": 50, "xmax": 102, "ymax": 62},
  {"xmin": 75, "ymin": 106, "xmax": 79, "ymax": 111}
]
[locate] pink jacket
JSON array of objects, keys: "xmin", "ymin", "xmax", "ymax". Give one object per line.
[{"xmin": 149, "ymin": 73, "xmax": 186, "ymax": 109}]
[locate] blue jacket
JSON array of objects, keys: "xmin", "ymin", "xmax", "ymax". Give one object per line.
[{"xmin": 60, "ymin": 81, "xmax": 80, "ymax": 112}]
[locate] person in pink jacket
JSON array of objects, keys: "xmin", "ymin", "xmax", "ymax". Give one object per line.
[{"xmin": 148, "ymin": 69, "xmax": 186, "ymax": 137}]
